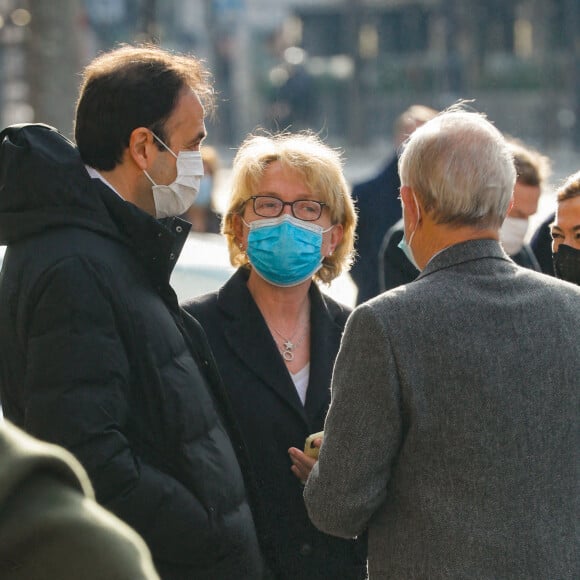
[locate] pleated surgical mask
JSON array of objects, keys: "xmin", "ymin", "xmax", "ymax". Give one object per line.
[
  {"xmin": 144, "ymin": 132, "xmax": 204, "ymax": 219},
  {"xmin": 243, "ymin": 214, "xmax": 333, "ymax": 287}
]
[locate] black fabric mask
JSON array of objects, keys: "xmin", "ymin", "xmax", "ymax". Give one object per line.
[{"xmin": 553, "ymin": 244, "xmax": 580, "ymax": 285}]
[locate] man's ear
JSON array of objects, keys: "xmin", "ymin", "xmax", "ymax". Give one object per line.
[
  {"xmin": 506, "ymin": 196, "xmax": 515, "ymax": 217},
  {"xmin": 400, "ymin": 185, "xmax": 419, "ymax": 222},
  {"xmin": 128, "ymin": 127, "xmax": 154, "ymax": 170}
]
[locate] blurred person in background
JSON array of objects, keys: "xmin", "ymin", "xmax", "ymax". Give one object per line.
[
  {"xmin": 304, "ymin": 107, "xmax": 580, "ymax": 579},
  {"xmin": 350, "ymin": 104, "xmax": 437, "ymax": 304},
  {"xmin": 184, "ymin": 132, "xmax": 367, "ymax": 580},
  {"xmin": 0, "ymin": 45, "xmax": 263, "ymax": 580},
  {"xmin": 498, "ymin": 138, "xmax": 551, "ymax": 269},
  {"xmin": 182, "ymin": 144, "xmax": 222, "ymax": 233},
  {"xmin": 550, "ymin": 169, "xmax": 580, "ymax": 285},
  {"xmin": 530, "ymin": 211, "xmax": 556, "ymax": 275},
  {"xmin": 531, "ymin": 166, "xmax": 579, "ymax": 279},
  {"xmin": 379, "ymin": 137, "xmax": 551, "ymax": 291},
  {"xmin": 0, "ymin": 420, "xmax": 159, "ymax": 580},
  {"xmin": 267, "ymin": 61, "xmax": 317, "ymax": 133}
]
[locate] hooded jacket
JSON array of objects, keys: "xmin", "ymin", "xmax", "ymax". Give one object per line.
[{"xmin": 0, "ymin": 124, "xmax": 263, "ymax": 579}]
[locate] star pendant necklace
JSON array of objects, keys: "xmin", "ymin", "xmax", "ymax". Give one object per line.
[{"xmin": 270, "ymin": 317, "xmax": 309, "ymax": 362}]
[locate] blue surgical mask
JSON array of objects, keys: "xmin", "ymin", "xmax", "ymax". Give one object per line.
[
  {"xmin": 398, "ymin": 235, "xmax": 420, "ymax": 271},
  {"xmin": 397, "ymin": 191, "xmax": 421, "ymax": 270},
  {"xmin": 243, "ymin": 214, "xmax": 333, "ymax": 287}
]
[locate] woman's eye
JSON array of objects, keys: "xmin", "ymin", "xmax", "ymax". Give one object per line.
[{"xmin": 296, "ymin": 202, "xmax": 319, "ymax": 213}]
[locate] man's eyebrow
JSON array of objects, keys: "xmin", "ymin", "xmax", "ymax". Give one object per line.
[{"xmin": 188, "ymin": 131, "xmax": 206, "ymax": 147}]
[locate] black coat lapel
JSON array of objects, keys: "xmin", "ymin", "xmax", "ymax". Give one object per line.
[
  {"xmin": 217, "ymin": 270, "xmax": 308, "ymax": 423},
  {"xmin": 304, "ymin": 285, "xmax": 346, "ymax": 426}
]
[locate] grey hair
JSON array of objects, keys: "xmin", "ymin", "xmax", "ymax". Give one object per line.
[{"xmin": 398, "ymin": 107, "xmax": 516, "ymax": 229}]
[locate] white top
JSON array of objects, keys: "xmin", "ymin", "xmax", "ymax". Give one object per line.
[{"xmin": 290, "ymin": 363, "xmax": 310, "ymax": 406}]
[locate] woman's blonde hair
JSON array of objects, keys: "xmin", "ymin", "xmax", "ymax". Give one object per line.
[{"xmin": 222, "ymin": 131, "xmax": 356, "ymax": 284}]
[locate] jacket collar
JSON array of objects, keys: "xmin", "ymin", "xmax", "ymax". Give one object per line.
[
  {"xmin": 99, "ymin": 184, "xmax": 189, "ymax": 272},
  {"xmin": 215, "ymin": 268, "xmax": 345, "ymax": 428},
  {"xmin": 417, "ymin": 239, "xmax": 511, "ymax": 280},
  {"xmin": 0, "ymin": 123, "xmax": 191, "ymax": 288}
]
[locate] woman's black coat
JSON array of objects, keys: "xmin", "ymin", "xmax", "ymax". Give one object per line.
[{"xmin": 184, "ymin": 268, "xmax": 367, "ymax": 580}]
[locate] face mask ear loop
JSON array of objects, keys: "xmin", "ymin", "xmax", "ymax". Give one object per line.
[
  {"xmin": 143, "ymin": 170, "xmax": 156, "ymax": 186},
  {"xmin": 408, "ymin": 192, "xmax": 421, "ymax": 249},
  {"xmin": 150, "ymin": 131, "xmax": 177, "ymax": 159}
]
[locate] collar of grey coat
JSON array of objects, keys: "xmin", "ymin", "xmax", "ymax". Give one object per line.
[
  {"xmin": 216, "ymin": 267, "xmax": 351, "ymax": 426},
  {"xmin": 416, "ymin": 238, "xmax": 511, "ymax": 281}
]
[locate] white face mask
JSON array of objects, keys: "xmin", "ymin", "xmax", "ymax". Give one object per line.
[
  {"xmin": 144, "ymin": 132, "xmax": 204, "ymax": 219},
  {"xmin": 500, "ymin": 217, "xmax": 529, "ymax": 255}
]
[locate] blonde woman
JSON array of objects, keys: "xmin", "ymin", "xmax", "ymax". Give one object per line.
[{"xmin": 183, "ymin": 131, "xmax": 366, "ymax": 580}]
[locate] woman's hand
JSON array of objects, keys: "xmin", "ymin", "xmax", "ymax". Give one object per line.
[{"xmin": 288, "ymin": 435, "xmax": 323, "ymax": 483}]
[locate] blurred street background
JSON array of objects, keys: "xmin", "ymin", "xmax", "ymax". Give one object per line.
[{"xmin": 0, "ymin": 0, "xmax": 578, "ymax": 231}]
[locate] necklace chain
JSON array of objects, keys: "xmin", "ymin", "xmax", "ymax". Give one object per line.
[
  {"xmin": 268, "ymin": 312, "xmax": 309, "ymax": 362},
  {"xmin": 271, "ymin": 326, "xmax": 308, "ymax": 361}
]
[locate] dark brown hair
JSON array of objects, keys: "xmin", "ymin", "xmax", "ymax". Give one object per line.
[{"xmin": 75, "ymin": 44, "xmax": 214, "ymax": 170}]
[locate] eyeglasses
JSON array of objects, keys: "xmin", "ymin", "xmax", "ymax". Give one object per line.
[{"xmin": 248, "ymin": 195, "xmax": 326, "ymax": 222}]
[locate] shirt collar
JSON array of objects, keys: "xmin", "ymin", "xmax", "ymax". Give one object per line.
[{"xmin": 85, "ymin": 165, "xmax": 124, "ymax": 200}]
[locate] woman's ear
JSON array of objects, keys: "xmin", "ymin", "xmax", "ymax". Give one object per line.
[
  {"xmin": 328, "ymin": 223, "xmax": 343, "ymax": 255},
  {"xmin": 232, "ymin": 213, "xmax": 245, "ymax": 250}
]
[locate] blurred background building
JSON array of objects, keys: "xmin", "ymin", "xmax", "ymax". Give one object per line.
[
  {"xmin": 0, "ymin": 0, "xmax": 578, "ymax": 153},
  {"xmin": 0, "ymin": 0, "xmax": 578, "ymax": 305}
]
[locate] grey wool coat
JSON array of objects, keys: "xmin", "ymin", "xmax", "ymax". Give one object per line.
[{"xmin": 305, "ymin": 239, "xmax": 580, "ymax": 579}]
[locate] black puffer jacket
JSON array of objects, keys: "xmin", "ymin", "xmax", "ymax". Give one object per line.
[{"xmin": 0, "ymin": 124, "xmax": 264, "ymax": 579}]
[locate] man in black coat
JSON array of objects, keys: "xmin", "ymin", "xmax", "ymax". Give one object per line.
[
  {"xmin": 0, "ymin": 45, "xmax": 263, "ymax": 580},
  {"xmin": 350, "ymin": 105, "xmax": 437, "ymax": 304}
]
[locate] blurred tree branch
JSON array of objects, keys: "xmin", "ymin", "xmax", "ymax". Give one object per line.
[{"xmin": 27, "ymin": 0, "xmax": 83, "ymax": 137}]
